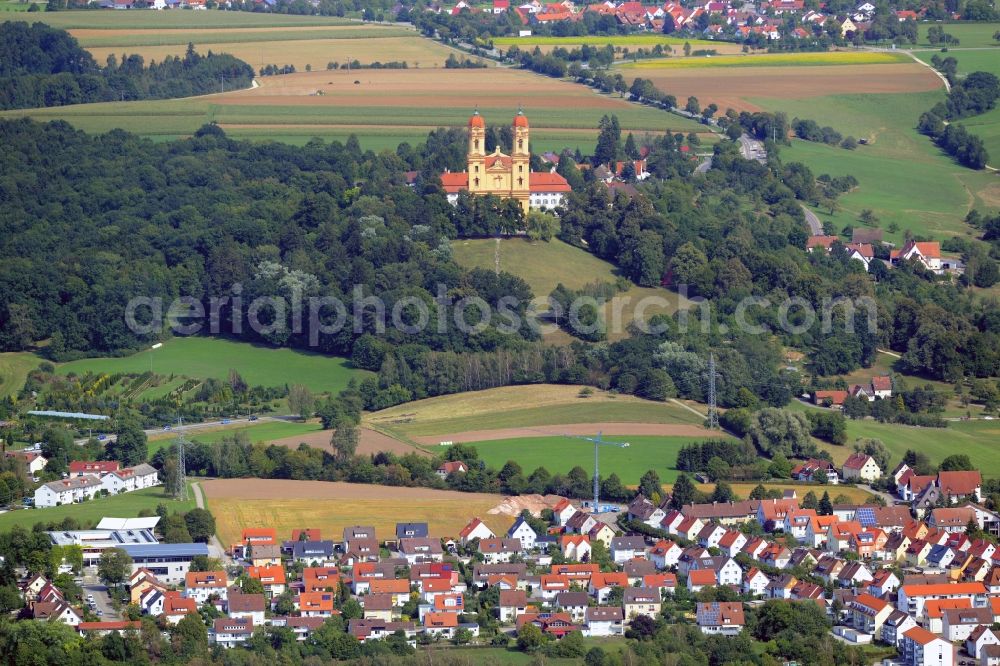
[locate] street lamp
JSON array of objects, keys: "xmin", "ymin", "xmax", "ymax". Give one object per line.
[{"xmin": 149, "ymin": 342, "xmax": 162, "ymax": 374}]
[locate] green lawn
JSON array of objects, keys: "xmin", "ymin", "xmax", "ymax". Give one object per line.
[
  {"xmin": 750, "ymin": 91, "xmax": 997, "ymax": 242},
  {"xmin": 469, "ymin": 434, "xmax": 725, "ymax": 484},
  {"xmin": 0, "ymin": 351, "xmax": 39, "ymax": 398},
  {"xmin": 917, "ymin": 22, "xmax": 1000, "ymax": 48},
  {"xmin": 0, "ymin": 9, "xmax": 354, "ymax": 28},
  {"xmin": 58, "ymin": 336, "xmax": 364, "ymax": 395},
  {"xmin": 0, "ymin": 485, "xmax": 194, "ymax": 532}
]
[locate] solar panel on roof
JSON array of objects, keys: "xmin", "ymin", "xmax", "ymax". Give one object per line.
[{"xmin": 857, "ymin": 507, "xmax": 876, "ymax": 527}]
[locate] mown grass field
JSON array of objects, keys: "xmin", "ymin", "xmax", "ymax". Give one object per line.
[
  {"xmin": 620, "ymin": 51, "xmax": 911, "ymax": 69},
  {"xmin": 452, "ymin": 238, "xmax": 690, "ymax": 342},
  {"xmin": 58, "ymin": 336, "xmax": 363, "ymax": 395},
  {"xmin": 913, "ymin": 48, "xmax": 1000, "ymax": 77},
  {"xmin": 0, "ymin": 351, "xmax": 38, "ymax": 398},
  {"xmin": 916, "ymin": 22, "xmax": 1000, "ymax": 48},
  {"xmin": 0, "ymin": 485, "xmax": 194, "ymax": 532},
  {"xmin": 73, "ymin": 25, "xmax": 412, "ymax": 48},
  {"xmin": 751, "ymin": 91, "xmax": 1000, "ymax": 241},
  {"xmin": 364, "ymin": 385, "xmax": 705, "ymax": 439},
  {"xmin": 470, "ymin": 434, "xmax": 722, "ymax": 483}
]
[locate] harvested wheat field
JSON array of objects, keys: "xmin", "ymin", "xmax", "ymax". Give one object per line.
[
  {"xmin": 86, "ymin": 36, "xmax": 462, "ymax": 72},
  {"xmin": 201, "ymin": 478, "xmax": 525, "ymax": 544},
  {"xmin": 627, "ymin": 63, "xmax": 942, "ymax": 112},
  {"xmin": 268, "ymin": 427, "xmax": 426, "ymax": 457}
]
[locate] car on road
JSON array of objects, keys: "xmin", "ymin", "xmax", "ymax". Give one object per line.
[
  {"xmin": 222, "ymin": 419, "xmax": 231, "ymax": 424},
  {"xmin": 97, "ymin": 434, "xmax": 107, "ymax": 441},
  {"xmin": 163, "ymin": 425, "xmax": 171, "ymax": 431},
  {"xmin": 249, "ymin": 415, "xmax": 258, "ymax": 421}
]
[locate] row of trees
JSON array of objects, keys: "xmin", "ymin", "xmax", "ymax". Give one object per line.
[
  {"xmin": 918, "ymin": 69, "xmax": 999, "ymax": 169},
  {"xmin": 0, "ymin": 23, "xmax": 254, "ymax": 109}
]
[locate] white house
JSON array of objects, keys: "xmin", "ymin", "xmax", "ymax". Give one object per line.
[
  {"xmin": 506, "ymin": 517, "xmax": 538, "ymax": 551},
  {"xmin": 34, "ymin": 475, "xmax": 103, "ymax": 507},
  {"xmin": 842, "ymin": 453, "xmax": 881, "ymax": 483},
  {"xmin": 583, "ymin": 607, "xmax": 624, "ymax": 637},
  {"xmin": 211, "ymin": 617, "xmax": 253, "ymax": 649},
  {"xmin": 184, "ymin": 571, "xmax": 228, "ymax": 604},
  {"xmin": 101, "ymin": 464, "xmax": 159, "ymax": 495},
  {"xmin": 459, "ymin": 518, "xmax": 495, "ymax": 546},
  {"xmin": 696, "ymin": 602, "xmax": 745, "ymax": 636},
  {"xmin": 901, "ymin": 626, "xmax": 953, "ymax": 666}
]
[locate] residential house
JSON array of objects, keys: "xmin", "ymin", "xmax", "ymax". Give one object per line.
[
  {"xmin": 227, "ymin": 589, "xmax": 266, "ymax": 626},
  {"xmin": 583, "ymin": 607, "xmax": 624, "ymax": 637},
  {"xmin": 184, "ymin": 571, "xmax": 228, "ymax": 604},
  {"xmin": 436, "ymin": 461, "xmax": 468, "ymax": 479},
  {"xmin": 900, "ymin": 625, "xmax": 954, "ymax": 666},
  {"xmin": 623, "ymin": 587, "xmax": 661, "ymax": 620},
  {"xmin": 397, "ymin": 537, "xmax": 444, "ymax": 564},
  {"xmin": 849, "ymin": 593, "xmax": 892, "ymax": 635},
  {"xmin": 247, "ymin": 565, "xmax": 286, "ymax": 598},
  {"xmin": 610, "ymin": 536, "xmax": 646, "ymax": 564},
  {"xmin": 627, "ymin": 494, "xmax": 667, "ymax": 529},
  {"xmin": 296, "ymin": 592, "xmax": 336, "ymax": 618},
  {"xmin": 362, "ymin": 593, "xmax": 395, "ymax": 621},
  {"xmin": 211, "ymin": 617, "xmax": 253, "ymax": 649},
  {"xmin": 743, "ymin": 567, "xmax": 770, "ymax": 597},
  {"xmin": 100, "ymin": 464, "xmax": 159, "ymax": 495},
  {"xmin": 68, "ymin": 460, "xmax": 118, "ymax": 477},
  {"xmin": 552, "ymin": 499, "xmax": 577, "ymax": 526},
  {"xmin": 891, "ymin": 240, "xmax": 942, "ymax": 273},
  {"xmin": 942, "ymin": 606, "xmax": 993, "ymax": 642},
  {"xmin": 34, "ymin": 475, "xmax": 103, "ymax": 508},
  {"xmin": 881, "ymin": 608, "xmax": 917, "ymax": 648},
  {"xmin": 688, "ymin": 568, "xmax": 717, "ymax": 592},
  {"xmin": 791, "ymin": 459, "xmax": 838, "ymax": 484},
  {"xmin": 897, "ymin": 581, "xmax": 987, "ymax": 620},
  {"xmin": 937, "ymin": 470, "xmax": 982, "ymax": 504},
  {"xmin": 588, "ymin": 521, "xmax": 616, "ymax": 548},
  {"xmin": 560, "ymin": 534, "xmax": 591, "ymax": 562},
  {"xmin": 459, "ymin": 518, "xmax": 495, "ymax": 546},
  {"xmin": 395, "ymin": 523, "xmax": 429, "ymax": 540},
  {"xmin": 842, "ymin": 453, "xmax": 881, "ymax": 482},
  {"xmin": 555, "ymin": 591, "xmax": 589, "ymax": 622},
  {"xmin": 696, "ymin": 602, "xmax": 745, "ymax": 636},
  {"xmin": 589, "ymin": 572, "xmax": 628, "ymax": 604},
  {"xmin": 368, "ymin": 579, "xmax": 411, "ymax": 607},
  {"xmin": 479, "ymin": 538, "xmax": 522, "ymax": 564},
  {"xmin": 292, "ymin": 540, "xmax": 335, "ymax": 565},
  {"xmin": 498, "ymin": 589, "xmax": 527, "ymax": 622},
  {"xmin": 649, "ymin": 539, "xmax": 682, "ymax": 569},
  {"xmin": 506, "ymin": 517, "xmax": 538, "ymax": 551},
  {"xmin": 966, "ymin": 625, "xmax": 1000, "ymax": 659}
]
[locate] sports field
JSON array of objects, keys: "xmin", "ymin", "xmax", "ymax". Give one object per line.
[
  {"xmin": 201, "ymin": 478, "xmax": 513, "ymax": 545},
  {"xmin": 752, "ymin": 91, "xmax": 999, "ymax": 241},
  {"xmin": 58, "ymin": 336, "xmax": 363, "ymax": 394},
  {"xmin": 452, "ymin": 238, "xmax": 690, "ymax": 342},
  {"xmin": 0, "ymin": 484, "xmax": 194, "ymax": 533},
  {"xmin": 364, "ymin": 384, "xmax": 706, "ymax": 440},
  {"xmin": 470, "ymin": 434, "xmax": 724, "ymax": 483}
]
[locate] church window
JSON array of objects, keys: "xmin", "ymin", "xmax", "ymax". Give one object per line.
[
  {"xmin": 518, "ymin": 139, "xmax": 523, "ymax": 150},
  {"xmin": 474, "ymin": 139, "xmax": 479, "ymax": 150},
  {"xmin": 474, "ymin": 177, "xmax": 479, "ymax": 186},
  {"xmin": 518, "ymin": 177, "xmax": 523, "ymax": 186},
  {"xmin": 474, "ymin": 165, "xmax": 479, "ymax": 172},
  {"xmin": 519, "ymin": 165, "xmax": 523, "ymax": 172}
]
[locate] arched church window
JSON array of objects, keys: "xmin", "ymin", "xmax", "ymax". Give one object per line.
[
  {"xmin": 474, "ymin": 139, "xmax": 479, "ymax": 150},
  {"xmin": 474, "ymin": 177, "xmax": 479, "ymax": 186},
  {"xmin": 518, "ymin": 139, "xmax": 523, "ymax": 150}
]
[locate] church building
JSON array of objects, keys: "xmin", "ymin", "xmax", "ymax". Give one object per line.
[{"xmin": 440, "ymin": 110, "xmax": 571, "ymax": 213}]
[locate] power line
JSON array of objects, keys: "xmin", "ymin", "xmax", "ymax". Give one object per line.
[
  {"xmin": 707, "ymin": 353, "xmax": 719, "ymax": 429},
  {"xmin": 174, "ymin": 417, "xmax": 188, "ymax": 501}
]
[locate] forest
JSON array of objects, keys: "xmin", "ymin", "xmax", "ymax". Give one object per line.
[{"xmin": 0, "ymin": 22, "xmax": 254, "ymax": 110}]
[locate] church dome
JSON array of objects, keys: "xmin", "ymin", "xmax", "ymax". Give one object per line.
[
  {"xmin": 513, "ymin": 110, "xmax": 529, "ymax": 128},
  {"xmin": 468, "ymin": 111, "xmax": 485, "ymax": 128}
]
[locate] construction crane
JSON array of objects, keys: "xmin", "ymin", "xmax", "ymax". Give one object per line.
[{"xmin": 566, "ymin": 432, "xmax": 630, "ymax": 512}]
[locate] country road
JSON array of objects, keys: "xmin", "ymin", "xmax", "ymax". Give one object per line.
[
  {"xmin": 192, "ymin": 481, "xmax": 228, "ymax": 563},
  {"xmin": 801, "ymin": 205, "xmax": 823, "ymax": 235}
]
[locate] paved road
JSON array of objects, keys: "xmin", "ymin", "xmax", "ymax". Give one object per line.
[
  {"xmin": 81, "ymin": 571, "xmax": 119, "ymax": 621},
  {"xmin": 801, "ymin": 205, "xmax": 823, "ymax": 235},
  {"xmin": 74, "ymin": 415, "xmax": 286, "ymax": 446},
  {"xmin": 738, "ymin": 134, "xmax": 766, "ymax": 162},
  {"xmin": 191, "ymin": 481, "xmax": 228, "ymax": 563},
  {"xmin": 695, "ymin": 156, "xmax": 712, "ymax": 173}
]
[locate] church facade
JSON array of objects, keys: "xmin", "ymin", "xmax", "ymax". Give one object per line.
[{"xmin": 440, "ymin": 110, "xmax": 571, "ymax": 214}]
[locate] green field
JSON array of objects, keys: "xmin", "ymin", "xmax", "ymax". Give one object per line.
[
  {"xmin": 58, "ymin": 336, "xmax": 363, "ymax": 395},
  {"xmin": 148, "ymin": 419, "xmax": 324, "ymax": 456},
  {"xmin": 470, "ymin": 434, "xmax": 721, "ymax": 484},
  {"xmin": 912, "ymin": 48, "xmax": 1000, "ymax": 76},
  {"xmin": 0, "ymin": 485, "xmax": 194, "ymax": 532},
  {"xmin": 792, "ymin": 399, "xmax": 1000, "ymax": 476},
  {"xmin": 0, "ymin": 351, "xmax": 38, "ymax": 398},
  {"xmin": 0, "ymin": 9, "xmax": 355, "ymax": 28},
  {"xmin": 620, "ymin": 51, "xmax": 911, "ymax": 69},
  {"xmin": 917, "ymin": 22, "xmax": 1000, "ymax": 48},
  {"xmin": 452, "ymin": 238, "xmax": 690, "ymax": 342},
  {"xmin": 751, "ymin": 91, "xmax": 999, "ymax": 242}
]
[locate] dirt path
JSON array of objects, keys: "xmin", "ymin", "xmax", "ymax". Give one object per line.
[
  {"xmin": 412, "ymin": 422, "xmax": 717, "ymax": 445},
  {"xmin": 191, "ymin": 482, "xmax": 226, "ymax": 561},
  {"xmin": 268, "ymin": 427, "xmax": 428, "ymax": 456}
]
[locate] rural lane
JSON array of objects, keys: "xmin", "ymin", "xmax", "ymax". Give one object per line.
[
  {"xmin": 801, "ymin": 205, "xmax": 822, "ymax": 235},
  {"xmin": 191, "ymin": 482, "xmax": 228, "ymax": 563}
]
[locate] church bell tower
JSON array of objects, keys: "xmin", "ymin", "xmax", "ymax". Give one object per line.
[{"xmin": 468, "ymin": 109, "xmax": 486, "ymax": 193}]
